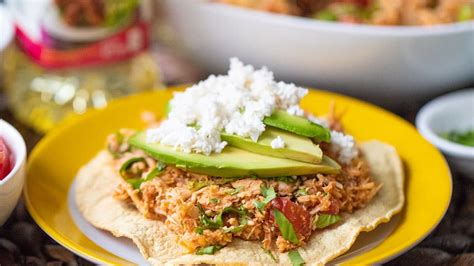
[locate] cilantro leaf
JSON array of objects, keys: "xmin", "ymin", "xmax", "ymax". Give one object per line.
[
  {"xmin": 196, "ymin": 245, "xmax": 223, "ymax": 255},
  {"xmin": 315, "ymin": 214, "xmax": 341, "ymax": 229},
  {"xmin": 272, "ymin": 209, "xmax": 299, "ymax": 244},
  {"xmin": 227, "ymin": 186, "xmax": 244, "ymax": 195},
  {"xmin": 288, "ymin": 250, "xmax": 305, "ymax": 266},
  {"xmin": 254, "ymin": 186, "xmax": 277, "ymax": 211},
  {"xmin": 253, "ymin": 200, "xmax": 267, "ymax": 211},
  {"xmin": 295, "ymin": 187, "xmax": 308, "ymax": 196},
  {"xmin": 189, "ymin": 181, "xmax": 209, "ymax": 191},
  {"xmin": 262, "ymin": 247, "xmax": 278, "ymax": 263},
  {"xmin": 261, "ymin": 185, "xmax": 277, "ymax": 200},
  {"xmin": 210, "ymin": 198, "xmax": 220, "ymax": 204},
  {"xmin": 197, "ymin": 204, "xmax": 221, "ymax": 231}
]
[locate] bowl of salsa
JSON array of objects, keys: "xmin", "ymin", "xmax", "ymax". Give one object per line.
[
  {"xmin": 0, "ymin": 119, "xmax": 27, "ymax": 225},
  {"xmin": 416, "ymin": 89, "xmax": 474, "ymax": 179}
]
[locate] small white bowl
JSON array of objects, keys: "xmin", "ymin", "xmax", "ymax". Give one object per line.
[
  {"xmin": 162, "ymin": 0, "xmax": 474, "ymax": 106},
  {"xmin": 416, "ymin": 89, "xmax": 474, "ymax": 179},
  {"xmin": 0, "ymin": 120, "xmax": 27, "ymax": 225}
]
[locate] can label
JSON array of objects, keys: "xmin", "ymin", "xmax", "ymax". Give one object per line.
[{"xmin": 11, "ymin": 0, "xmax": 151, "ymax": 69}]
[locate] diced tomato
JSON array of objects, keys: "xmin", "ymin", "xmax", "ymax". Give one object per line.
[
  {"xmin": 270, "ymin": 197, "xmax": 312, "ymax": 239},
  {"xmin": 324, "ymin": 198, "xmax": 341, "ymax": 215},
  {"xmin": 0, "ymin": 138, "xmax": 12, "ymax": 180}
]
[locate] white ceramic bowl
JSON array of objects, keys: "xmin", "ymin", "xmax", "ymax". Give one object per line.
[
  {"xmin": 0, "ymin": 120, "xmax": 27, "ymax": 225},
  {"xmin": 416, "ymin": 89, "xmax": 474, "ymax": 179},
  {"xmin": 162, "ymin": 0, "xmax": 474, "ymax": 106}
]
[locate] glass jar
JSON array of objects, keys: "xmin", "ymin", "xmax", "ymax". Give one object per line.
[
  {"xmin": 3, "ymin": 0, "xmax": 162, "ymax": 133},
  {"xmin": 3, "ymin": 45, "xmax": 160, "ymax": 133}
]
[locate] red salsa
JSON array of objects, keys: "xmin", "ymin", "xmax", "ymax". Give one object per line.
[{"xmin": 0, "ymin": 138, "xmax": 13, "ymax": 180}]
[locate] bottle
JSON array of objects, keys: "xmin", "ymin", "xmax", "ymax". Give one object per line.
[{"xmin": 3, "ymin": 0, "xmax": 161, "ymax": 133}]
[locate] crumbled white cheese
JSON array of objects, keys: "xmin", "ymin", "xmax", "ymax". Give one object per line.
[
  {"xmin": 287, "ymin": 105, "xmax": 305, "ymax": 116},
  {"xmin": 307, "ymin": 114, "xmax": 329, "ymax": 128},
  {"xmin": 147, "ymin": 58, "xmax": 308, "ymax": 155},
  {"xmin": 271, "ymin": 136, "xmax": 285, "ymax": 149},
  {"xmin": 329, "ymin": 131, "xmax": 358, "ymax": 164}
]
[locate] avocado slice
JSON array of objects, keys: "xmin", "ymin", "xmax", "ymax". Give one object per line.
[
  {"xmin": 263, "ymin": 110, "xmax": 331, "ymax": 142},
  {"xmin": 129, "ymin": 131, "xmax": 340, "ymax": 178},
  {"xmin": 221, "ymin": 127, "xmax": 323, "ymax": 164}
]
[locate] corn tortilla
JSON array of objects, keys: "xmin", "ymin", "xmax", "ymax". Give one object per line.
[{"xmin": 75, "ymin": 140, "xmax": 404, "ymax": 265}]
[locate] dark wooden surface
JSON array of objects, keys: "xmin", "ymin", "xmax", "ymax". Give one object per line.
[{"xmin": 1, "ymin": 88, "xmax": 473, "ymax": 265}]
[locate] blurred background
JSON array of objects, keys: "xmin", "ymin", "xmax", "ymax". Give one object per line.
[
  {"xmin": 0, "ymin": 0, "xmax": 473, "ymax": 265},
  {"xmin": 0, "ymin": 0, "xmax": 473, "ymax": 134}
]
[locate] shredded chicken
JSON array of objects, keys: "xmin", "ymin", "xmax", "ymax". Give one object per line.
[
  {"xmin": 110, "ymin": 109, "xmax": 381, "ymax": 254},
  {"xmin": 216, "ymin": 0, "xmax": 472, "ymax": 25},
  {"xmin": 112, "ymin": 147, "xmax": 380, "ymax": 253}
]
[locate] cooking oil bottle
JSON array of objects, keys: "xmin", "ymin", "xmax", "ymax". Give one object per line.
[{"xmin": 3, "ymin": 0, "xmax": 161, "ymax": 133}]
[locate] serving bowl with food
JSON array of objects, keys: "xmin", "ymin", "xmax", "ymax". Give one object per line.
[
  {"xmin": 162, "ymin": 0, "xmax": 474, "ymax": 105},
  {"xmin": 217, "ymin": 0, "xmax": 473, "ymax": 25},
  {"xmin": 41, "ymin": 0, "xmax": 139, "ymax": 42},
  {"xmin": 417, "ymin": 89, "xmax": 474, "ymax": 179},
  {"xmin": 0, "ymin": 120, "xmax": 27, "ymax": 225},
  {"xmin": 24, "ymin": 59, "xmax": 451, "ymax": 265}
]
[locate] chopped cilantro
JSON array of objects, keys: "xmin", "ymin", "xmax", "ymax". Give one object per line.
[
  {"xmin": 262, "ymin": 247, "xmax": 278, "ymax": 262},
  {"xmin": 196, "ymin": 245, "xmax": 223, "ymax": 255},
  {"xmin": 210, "ymin": 198, "xmax": 220, "ymax": 204},
  {"xmin": 295, "ymin": 187, "xmax": 308, "ymax": 196},
  {"xmin": 254, "ymin": 185, "xmax": 276, "ymax": 211},
  {"xmin": 272, "ymin": 209, "xmax": 299, "ymax": 244},
  {"xmin": 288, "ymin": 250, "xmax": 305, "ymax": 266},
  {"xmin": 315, "ymin": 214, "xmax": 341, "ymax": 229},
  {"xmin": 227, "ymin": 186, "xmax": 244, "ymax": 195}
]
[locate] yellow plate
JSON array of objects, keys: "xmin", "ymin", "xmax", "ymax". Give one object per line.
[{"xmin": 24, "ymin": 89, "xmax": 451, "ymax": 265}]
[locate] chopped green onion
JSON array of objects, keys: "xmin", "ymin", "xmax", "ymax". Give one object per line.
[
  {"xmin": 196, "ymin": 245, "xmax": 223, "ymax": 255},
  {"xmin": 272, "ymin": 209, "xmax": 299, "ymax": 244},
  {"xmin": 288, "ymin": 250, "xmax": 305, "ymax": 266},
  {"xmin": 315, "ymin": 214, "xmax": 341, "ymax": 229},
  {"xmin": 119, "ymin": 157, "xmax": 151, "ymax": 189},
  {"xmin": 119, "ymin": 157, "xmax": 146, "ymax": 179},
  {"xmin": 197, "ymin": 205, "xmax": 248, "ymax": 233},
  {"xmin": 120, "ymin": 158, "xmax": 166, "ymax": 190},
  {"xmin": 222, "ymin": 206, "xmax": 248, "ymax": 233}
]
